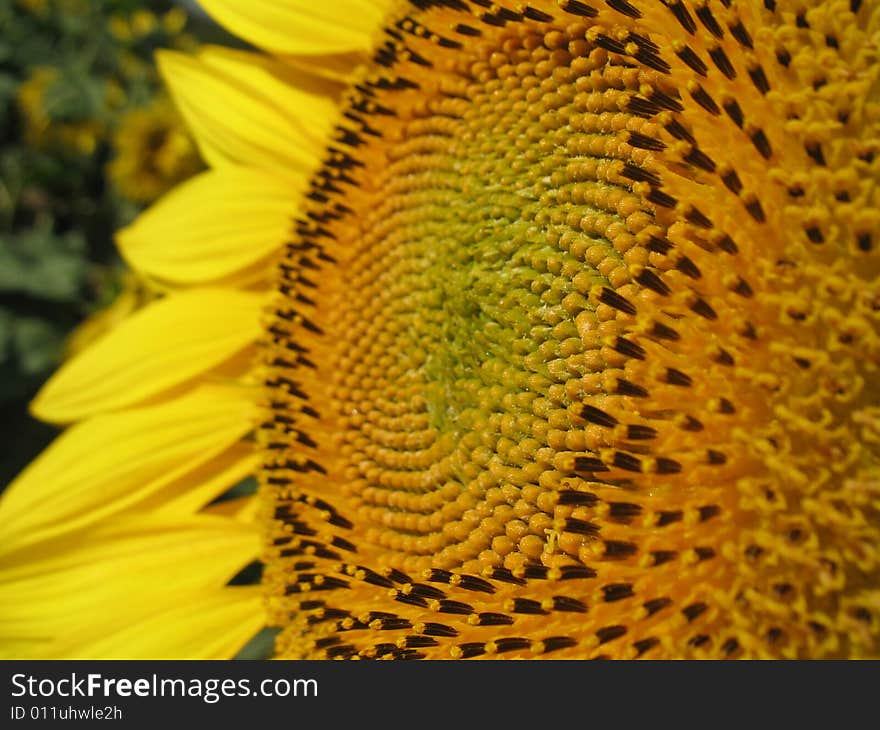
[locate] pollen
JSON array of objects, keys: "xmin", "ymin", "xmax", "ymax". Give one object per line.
[{"xmin": 259, "ymin": 0, "xmax": 879, "ymax": 659}]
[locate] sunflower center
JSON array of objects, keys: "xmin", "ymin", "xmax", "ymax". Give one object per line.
[
  {"xmin": 357, "ymin": 123, "xmax": 534, "ymax": 439},
  {"xmin": 260, "ymin": 0, "xmax": 879, "ymax": 660}
]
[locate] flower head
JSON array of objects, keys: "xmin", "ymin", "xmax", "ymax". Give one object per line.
[
  {"xmin": 107, "ymin": 96, "xmax": 202, "ymax": 204},
  {"xmin": 1, "ymin": 0, "xmax": 878, "ymax": 659}
]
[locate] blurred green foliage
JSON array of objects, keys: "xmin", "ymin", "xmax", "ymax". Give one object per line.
[{"xmin": 0, "ymin": 0, "xmax": 220, "ymax": 485}]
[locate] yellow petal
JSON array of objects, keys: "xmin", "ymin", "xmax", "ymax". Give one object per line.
[
  {"xmin": 148, "ymin": 441, "xmax": 260, "ymax": 517},
  {"xmin": 204, "ymin": 494, "xmax": 261, "ymax": 524},
  {"xmin": 0, "ymin": 513, "xmax": 257, "ymax": 588},
  {"xmin": 199, "ymin": 0, "xmax": 390, "ymax": 55},
  {"xmin": 118, "ymin": 167, "xmax": 302, "ymax": 284},
  {"xmin": 0, "ymin": 514, "xmax": 259, "ymax": 657},
  {"xmin": 283, "ymin": 51, "xmax": 374, "ymax": 85},
  {"xmin": 158, "ymin": 48, "xmax": 336, "ymax": 178},
  {"xmin": 197, "ymin": 46, "xmax": 342, "ymax": 106},
  {"xmin": 0, "ymin": 386, "xmax": 258, "ymax": 553},
  {"xmin": 46, "ymin": 588, "xmax": 265, "ymax": 660},
  {"xmin": 30, "ymin": 288, "xmax": 263, "ymax": 424}
]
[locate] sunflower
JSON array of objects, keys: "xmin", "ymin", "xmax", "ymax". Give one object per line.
[
  {"xmin": 107, "ymin": 95, "xmax": 203, "ymax": 204},
  {"xmin": 1, "ymin": 0, "xmax": 878, "ymax": 660}
]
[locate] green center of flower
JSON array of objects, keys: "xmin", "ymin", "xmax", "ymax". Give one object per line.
[{"xmin": 392, "ymin": 163, "xmax": 542, "ymax": 435}]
